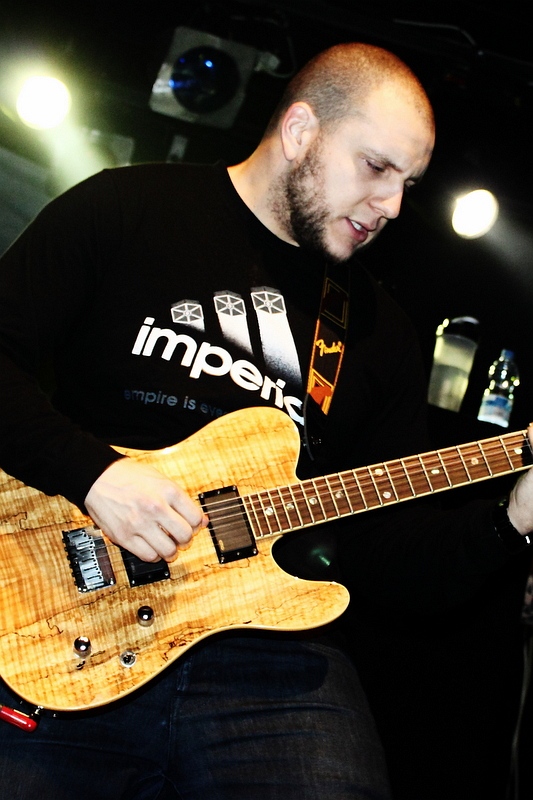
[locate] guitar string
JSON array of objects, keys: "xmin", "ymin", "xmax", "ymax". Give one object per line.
[
  {"xmin": 202, "ymin": 434, "xmax": 530, "ymax": 528},
  {"xmin": 194, "ymin": 431, "xmax": 531, "ymax": 540}
]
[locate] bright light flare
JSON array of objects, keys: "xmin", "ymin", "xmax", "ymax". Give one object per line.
[
  {"xmin": 452, "ymin": 189, "xmax": 499, "ymax": 238},
  {"xmin": 16, "ymin": 76, "xmax": 71, "ymax": 129}
]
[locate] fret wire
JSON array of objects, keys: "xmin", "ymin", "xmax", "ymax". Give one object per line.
[
  {"xmin": 366, "ymin": 467, "xmax": 384, "ymax": 507},
  {"xmin": 383, "ymin": 462, "xmax": 400, "ymax": 501},
  {"xmin": 241, "ymin": 496, "xmax": 263, "ymax": 538},
  {"xmin": 270, "ymin": 487, "xmax": 291, "ymax": 530},
  {"xmin": 475, "ymin": 440, "xmax": 493, "ymax": 475},
  {"xmin": 353, "ymin": 469, "xmax": 371, "ymax": 509},
  {"xmin": 440, "ymin": 445, "xmax": 469, "ymax": 485},
  {"xmin": 419, "ymin": 452, "xmax": 448, "ymax": 491},
  {"xmin": 264, "ymin": 488, "xmax": 283, "ymax": 532},
  {"xmin": 281, "ymin": 485, "xmax": 304, "ymax": 528},
  {"xmin": 430, "ymin": 451, "xmax": 451, "ymax": 488},
  {"xmin": 309, "ymin": 478, "xmax": 326, "ymax": 520},
  {"xmin": 312, "ymin": 477, "xmax": 334, "ymax": 518},
  {"xmin": 300, "ymin": 479, "xmax": 323, "ymax": 522},
  {"xmin": 395, "ymin": 458, "xmax": 430, "ymax": 497},
  {"xmin": 436, "ymin": 451, "xmax": 452, "ymax": 486},
  {"xmin": 401, "ymin": 455, "xmax": 431, "ymax": 496},
  {"xmin": 455, "ymin": 446, "xmax": 472, "ymax": 482},
  {"xmin": 459, "ymin": 442, "xmax": 490, "ymax": 479},
  {"xmin": 338, "ymin": 472, "xmax": 356, "ymax": 513},
  {"xmin": 290, "ymin": 483, "xmax": 314, "ymax": 526},
  {"xmin": 399, "ymin": 458, "xmax": 416, "ymax": 497},
  {"xmin": 248, "ymin": 493, "xmax": 267, "ymax": 536},
  {"xmin": 352, "ymin": 470, "xmax": 369, "ymax": 510},
  {"xmin": 416, "ymin": 453, "xmax": 433, "ymax": 492},
  {"xmin": 367, "ymin": 464, "xmax": 393, "ymax": 505},
  {"xmin": 257, "ymin": 491, "xmax": 279, "ymax": 534},
  {"xmin": 324, "ymin": 478, "xmax": 339, "ymax": 517},
  {"xmin": 499, "ymin": 436, "xmax": 516, "ymax": 470},
  {"xmin": 323, "ymin": 475, "xmax": 340, "ymax": 516},
  {"xmin": 325, "ymin": 475, "xmax": 349, "ymax": 516},
  {"xmin": 395, "ymin": 460, "xmax": 413, "ymax": 497}
]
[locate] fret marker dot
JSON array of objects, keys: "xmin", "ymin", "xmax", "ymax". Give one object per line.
[
  {"xmin": 287, "ymin": 503, "xmax": 294, "ymax": 510},
  {"xmin": 374, "ymin": 468, "xmax": 384, "ymax": 476},
  {"xmin": 383, "ymin": 491, "xmax": 392, "ymax": 499},
  {"xmin": 431, "ymin": 468, "xmax": 440, "ymax": 474},
  {"xmin": 471, "ymin": 457, "xmax": 479, "ymax": 465},
  {"xmin": 309, "ymin": 497, "xmax": 317, "ymax": 505},
  {"xmin": 514, "ymin": 447, "xmax": 523, "ymax": 455},
  {"xmin": 335, "ymin": 491, "xmax": 344, "ymax": 499},
  {"xmin": 266, "ymin": 507, "xmax": 274, "ymax": 516}
]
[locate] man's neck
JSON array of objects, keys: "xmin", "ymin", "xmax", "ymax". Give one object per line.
[{"xmin": 227, "ymin": 152, "xmax": 297, "ymax": 246}]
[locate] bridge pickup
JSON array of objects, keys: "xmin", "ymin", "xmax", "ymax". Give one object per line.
[
  {"xmin": 63, "ymin": 526, "xmax": 115, "ymax": 593},
  {"xmin": 120, "ymin": 549, "xmax": 170, "ymax": 587},
  {"xmin": 200, "ymin": 486, "xmax": 257, "ymax": 564}
]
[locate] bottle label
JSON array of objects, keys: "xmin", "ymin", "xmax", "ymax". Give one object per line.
[{"xmin": 477, "ymin": 394, "xmax": 513, "ymax": 428}]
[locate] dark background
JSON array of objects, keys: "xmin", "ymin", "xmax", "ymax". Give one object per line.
[{"xmin": 0, "ymin": 2, "xmax": 532, "ymax": 796}]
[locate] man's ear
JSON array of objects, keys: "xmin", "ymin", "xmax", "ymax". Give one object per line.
[{"xmin": 280, "ymin": 102, "xmax": 319, "ymax": 161}]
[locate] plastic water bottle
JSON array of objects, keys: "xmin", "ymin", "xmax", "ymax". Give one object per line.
[
  {"xmin": 477, "ymin": 349, "xmax": 520, "ymax": 428},
  {"xmin": 427, "ymin": 316, "xmax": 480, "ymax": 412}
]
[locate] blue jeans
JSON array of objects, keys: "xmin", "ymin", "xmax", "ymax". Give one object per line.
[{"xmin": 0, "ymin": 632, "xmax": 391, "ymax": 799}]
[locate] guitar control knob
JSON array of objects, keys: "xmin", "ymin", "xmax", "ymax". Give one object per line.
[
  {"xmin": 73, "ymin": 636, "xmax": 91, "ymax": 658},
  {"xmin": 137, "ymin": 606, "xmax": 154, "ymax": 627}
]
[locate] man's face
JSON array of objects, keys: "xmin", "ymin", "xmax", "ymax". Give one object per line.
[{"xmin": 284, "ymin": 84, "xmax": 434, "ymax": 263}]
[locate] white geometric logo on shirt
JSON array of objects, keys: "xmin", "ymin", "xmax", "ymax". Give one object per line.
[
  {"xmin": 251, "ymin": 288, "xmax": 286, "ymax": 314},
  {"xmin": 171, "ymin": 300, "xmax": 204, "ymax": 330},
  {"xmin": 214, "ymin": 292, "xmax": 247, "ymax": 317}
]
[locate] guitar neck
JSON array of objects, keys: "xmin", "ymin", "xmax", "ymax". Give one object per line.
[{"xmin": 243, "ymin": 429, "xmax": 533, "ymax": 539}]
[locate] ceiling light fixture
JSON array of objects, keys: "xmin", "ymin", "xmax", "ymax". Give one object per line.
[{"xmin": 150, "ymin": 27, "xmax": 261, "ymax": 129}]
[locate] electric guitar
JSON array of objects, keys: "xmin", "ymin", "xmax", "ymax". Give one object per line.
[{"xmin": 0, "ymin": 406, "xmax": 531, "ymax": 713}]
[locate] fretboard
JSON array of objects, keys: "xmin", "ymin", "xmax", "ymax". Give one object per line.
[{"xmin": 243, "ymin": 429, "xmax": 533, "ymax": 539}]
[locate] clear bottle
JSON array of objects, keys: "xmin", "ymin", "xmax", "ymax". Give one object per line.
[{"xmin": 477, "ymin": 349, "xmax": 520, "ymax": 428}]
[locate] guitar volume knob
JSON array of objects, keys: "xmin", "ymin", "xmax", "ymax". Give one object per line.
[
  {"xmin": 137, "ymin": 606, "xmax": 154, "ymax": 627},
  {"xmin": 73, "ymin": 636, "xmax": 91, "ymax": 658}
]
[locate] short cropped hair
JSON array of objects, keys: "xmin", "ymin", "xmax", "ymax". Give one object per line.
[{"xmin": 263, "ymin": 42, "xmax": 434, "ymax": 137}]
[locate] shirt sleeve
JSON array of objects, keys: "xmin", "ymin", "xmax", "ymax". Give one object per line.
[{"xmin": 0, "ymin": 170, "xmax": 125, "ymax": 509}]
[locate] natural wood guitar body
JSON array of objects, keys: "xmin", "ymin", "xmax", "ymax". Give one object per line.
[{"xmin": 0, "ymin": 407, "xmax": 349, "ymax": 712}]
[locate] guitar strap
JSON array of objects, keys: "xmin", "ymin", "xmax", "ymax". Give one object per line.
[{"xmin": 303, "ymin": 261, "xmax": 350, "ymax": 461}]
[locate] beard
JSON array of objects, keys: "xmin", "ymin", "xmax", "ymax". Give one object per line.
[
  {"xmin": 285, "ymin": 140, "xmax": 331, "ymax": 258},
  {"xmin": 284, "ymin": 137, "xmax": 342, "ymax": 263}
]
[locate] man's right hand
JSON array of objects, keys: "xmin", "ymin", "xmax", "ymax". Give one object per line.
[{"xmin": 84, "ymin": 458, "xmax": 208, "ymax": 563}]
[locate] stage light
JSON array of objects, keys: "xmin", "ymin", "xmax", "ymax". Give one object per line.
[
  {"xmin": 16, "ymin": 76, "xmax": 71, "ymax": 130},
  {"xmin": 452, "ymin": 189, "xmax": 499, "ymax": 238},
  {"xmin": 150, "ymin": 27, "xmax": 260, "ymax": 129},
  {"xmin": 48, "ymin": 127, "xmax": 135, "ymax": 192}
]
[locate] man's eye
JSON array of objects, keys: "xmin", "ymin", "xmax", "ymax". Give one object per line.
[{"xmin": 367, "ymin": 161, "xmax": 385, "ymax": 174}]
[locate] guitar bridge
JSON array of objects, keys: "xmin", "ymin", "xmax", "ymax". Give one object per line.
[
  {"xmin": 63, "ymin": 527, "xmax": 171, "ymax": 591},
  {"xmin": 200, "ymin": 486, "xmax": 257, "ymax": 564},
  {"xmin": 63, "ymin": 526, "xmax": 116, "ymax": 592}
]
